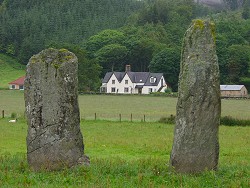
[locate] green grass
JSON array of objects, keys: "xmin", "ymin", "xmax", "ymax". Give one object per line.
[
  {"xmin": 0, "ymin": 90, "xmax": 250, "ymax": 120},
  {"xmin": 0, "ymin": 119, "xmax": 249, "ymax": 187},
  {"xmin": 0, "ymin": 53, "xmax": 25, "ymax": 89}
]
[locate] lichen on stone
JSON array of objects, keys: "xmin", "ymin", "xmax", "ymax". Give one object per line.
[
  {"xmin": 192, "ymin": 19, "xmax": 205, "ymax": 31},
  {"xmin": 58, "ymin": 48, "xmax": 69, "ymax": 53},
  {"xmin": 209, "ymin": 22, "xmax": 216, "ymax": 43}
]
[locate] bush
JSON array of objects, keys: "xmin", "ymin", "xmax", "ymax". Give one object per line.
[
  {"xmin": 220, "ymin": 116, "xmax": 250, "ymax": 126},
  {"xmin": 159, "ymin": 115, "xmax": 175, "ymax": 124},
  {"xmin": 10, "ymin": 112, "xmax": 17, "ymax": 119},
  {"xmin": 159, "ymin": 115, "xmax": 250, "ymax": 126},
  {"xmin": 164, "ymin": 88, "xmax": 172, "ymax": 93}
]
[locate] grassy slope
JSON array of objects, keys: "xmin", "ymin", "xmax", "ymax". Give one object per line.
[
  {"xmin": 0, "ymin": 119, "xmax": 249, "ymax": 187},
  {"xmin": 0, "ymin": 54, "xmax": 25, "ymax": 89}
]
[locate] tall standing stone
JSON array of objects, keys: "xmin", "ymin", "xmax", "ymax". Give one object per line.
[
  {"xmin": 25, "ymin": 48, "xmax": 88, "ymax": 171},
  {"xmin": 170, "ymin": 20, "xmax": 221, "ymax": 173}
]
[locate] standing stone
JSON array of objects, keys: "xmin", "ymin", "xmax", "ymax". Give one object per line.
[
  {"xmin": 170, "ymin": 20, "xmax": 221, "ymax": 173},
  {"xmin": 25, "ymin": 48, "xmax": 89, "ymax": 171}
]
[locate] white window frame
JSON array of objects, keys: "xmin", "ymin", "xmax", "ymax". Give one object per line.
[{"xmin": 150, "ymin": 77, "xmax": 155, "ymax": 83}]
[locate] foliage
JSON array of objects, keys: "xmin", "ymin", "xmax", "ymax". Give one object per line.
[
  {"xmin": 158, "ymin": 114, "xmax": 175, "ymax": 124},
  {"xmin": 0, "ymin": 0, "xmax": 250, "ymax": 90},
  {"xmin": 95, "ymin": 44, "xmax": 128, "ymax": 73},
  {"xmin": 149, "ymin": 48, "xmax": 181, "ymax": 91},
  {"xmin": 221, "ymin": 115, "xmax": 250, "ymax": 126},
  {"xmin": 10, "ymin": 112, "xmax": 17, "ymax": 119},
  {"xmin": 0, "ymin": 0, "xmax": 143, "ymax": 63}
]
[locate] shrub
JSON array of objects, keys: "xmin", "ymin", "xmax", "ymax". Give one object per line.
[
  {"xmin": 159, "ymin": 115, "xmax": 175, "ymax": 124},
  {"xmin": 220, "ymin": 116, "xmax": 250, "ymax": 126},
  {"xmin": 164, "ymin": 88, "xmax": 172, "ymax": 93},
  {"xmin": 11, "ymin": 112, "xmax": 17, "ymax": 119}
]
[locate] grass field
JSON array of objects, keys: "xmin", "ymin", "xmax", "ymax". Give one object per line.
[
  {"xmin": 0, "ymin": 90, "xmax": 250, "ymax": 121},
  {"xmin": 0, "ymin": 54, "xmax": 25, "ymax": 89},
  {"xmin": 0, "ymin": 91, "xmax": 250, "ymax": 187},
  {"xmin": 0, "ymin": 119, "xmax": 249, "ymax": 187}
]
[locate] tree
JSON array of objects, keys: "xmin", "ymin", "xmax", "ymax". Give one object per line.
[
  {"xmin": 95, "ymin": 44, "xmax": 128, "ymax": 74},
  {"xmin": 226, "ymin": 45, "xmax": 250, "ymax": 83},
  {"xmin": 149, "ymin": 47, "xmax": 181, "ymax": 91},
  {"xmin": 86, "ymin": 29, "xmax": 126, "ymax": 54}
]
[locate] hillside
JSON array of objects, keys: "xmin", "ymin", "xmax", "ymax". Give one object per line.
[
  {"xmin": 0, "ymin": 0, "xmax": 143, "ymax": 63},
  {"xmin": 0, "ymin": 54, "xmax": 25, "ymax": 89},
  {"xmin": 0, "ymin": 0, "xmax": 249, "ymax": 91}
]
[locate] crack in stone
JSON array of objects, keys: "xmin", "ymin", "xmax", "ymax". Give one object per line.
[{"xmin": 28, "ymin": 138, "xmax": 61, "ymax": 154}]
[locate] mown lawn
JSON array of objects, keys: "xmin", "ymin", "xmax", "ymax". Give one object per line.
[
  {"xmin": 0, "ymin": 90, "xmax": 250, "ymax": 121},
  {"xmin": 0, "ymin": 119, "xmax": 249, "ymax": 187}
]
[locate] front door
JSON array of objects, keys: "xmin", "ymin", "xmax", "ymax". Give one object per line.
[{"xmin": 138, "ymin": 88, "xmax": 142, "ymax": 94}]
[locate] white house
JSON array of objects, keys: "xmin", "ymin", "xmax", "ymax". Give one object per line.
[{"xmin": 100, "ymin": 65, "xmax": 167, "ymax": 94}]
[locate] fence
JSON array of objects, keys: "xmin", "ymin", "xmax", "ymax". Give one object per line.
[{"xmin": 81, "ymin": 113, "xmax": 161, "ymax": 122}]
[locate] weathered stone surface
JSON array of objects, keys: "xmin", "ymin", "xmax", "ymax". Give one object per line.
[
  {"xmin": 24, "ymin": 48, "xmax": 89, "ymax": 171},
  {"xmin": 170, "ymin": 20, "xmax": 221, "ymax": 173}
]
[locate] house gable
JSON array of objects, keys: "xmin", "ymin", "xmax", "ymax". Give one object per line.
[
  {"xmin": 101, "ymin": 70, "xmax": 167, "ymax": 94},
  {"xmin": 220, "ymin": 85, "xmax": 248, "ymax": 97},
  {"xmin": 8, "ymin": 76, "xmax": 25, "ymax": 90}
]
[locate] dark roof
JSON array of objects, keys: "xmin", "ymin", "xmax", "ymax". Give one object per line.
[
  {"xmin": 8, "ymin": 76, "xmax": 25, "ymax": 85},
  {"xmin": 102, "ymin": 72, "xmax": 113, "ymax": 83},
  {"xmin": 102, "ymin": 72, "xmax": 163, "ymax": 85},
  {"xmin": 114, "ymin": 72, "xmax": 126, "ymax": 82},
  {"xmin": 127, "ymin": 72, "xmax": 150, "ymax": 83},
  {"xmin": 135, "ymin": 85, "xmax": 144, "ymax": 89},
  {"xmin": 102, "ymin": 72, "xmax": 126, "ymax": 83},
  {"xmin": 144, "ymin": 73, "xmax": 163, "ymax": 86}
]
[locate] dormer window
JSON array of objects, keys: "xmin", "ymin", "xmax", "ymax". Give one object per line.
[
  {"xmin": 112, "ymin": 80, "xmax": 115, "ymax": 84},
  {"xmin": 150, "ymin": 77, "xmax": 156, "ymax": 83}
]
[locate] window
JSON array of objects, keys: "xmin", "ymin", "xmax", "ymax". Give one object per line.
[
  {"xmin": 111, "ymin": 87, "xmax": 116, "ymax": 93},
  {"xmin": 112, "ymin": 80, "xmax": 115, "ymax": 84},
  {"xmin": 125, "ymin": 80, "xmax": 128, "ymax": 84},
  {"xmin": 12, "ymin": 85, "xmax": 15, "ymax": 89},
  {"xmin": 124, "ymin": 87, "xmax": 129, "ymax": 93},
  {"xmin": 149, "ymin": 88, "xmax": 153, "ymax": 93},
  {"xmin": 150, "ymin": 77, "xmax": 156, "ymax": 83},
  {"xmin": 19, "ymin": 85, "xmax": 24, "ymax": 90}
]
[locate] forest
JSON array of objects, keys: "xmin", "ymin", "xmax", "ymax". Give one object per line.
[{"xmin": 0, "ymin": 0, "xmax": 250, "ymax": 91}]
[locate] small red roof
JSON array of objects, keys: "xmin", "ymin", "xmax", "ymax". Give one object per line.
[{"xmin": 8, "ymin": 76, "xmax": 25, "ymax": 85}]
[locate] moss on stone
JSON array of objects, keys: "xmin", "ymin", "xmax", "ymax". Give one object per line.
[
  {"xmin": 59, "ymin": 48, "xmax": 69, "ymax": 53},
  {"xmin": 192, "ymin": 19, "xmax": 205, "ymax": 31},
  {"xmin": 30, "ymin": 56, "xmax": 37, "ymax": 64},
  {"xmin": 53, "ymin": 63, "xmax": 60, "ymax": 69},
  {"xmin": 209, "ymin": 22, "xmax": 216, "ymax": 43}
]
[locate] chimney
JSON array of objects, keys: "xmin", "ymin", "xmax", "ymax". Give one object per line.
[{"xmin": 125, "ymin": 65, "xmax": 131, "ymax": 72}]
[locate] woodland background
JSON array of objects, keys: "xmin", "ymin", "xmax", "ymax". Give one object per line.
[{"xmin": 0, "ymin": 0, "xmax": 250, "ymax": 92}]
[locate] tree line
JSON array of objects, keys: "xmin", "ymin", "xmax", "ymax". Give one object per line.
[{"xmin": 0, "ymin": 0, "xmax": 250, "ymax": 91}]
